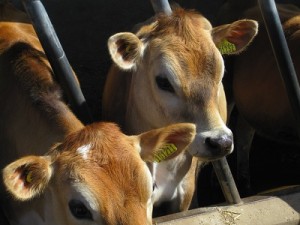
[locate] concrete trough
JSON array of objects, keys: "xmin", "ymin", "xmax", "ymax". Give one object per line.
[{"xmin": 154, "ymin": 186, "xmax": 300, "ymax": 225}]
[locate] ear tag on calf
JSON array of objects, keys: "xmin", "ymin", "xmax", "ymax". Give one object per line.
[
  {"xmin": 217, "ymin": 39, "xmax": 236, "ymax": 54},
  {"xmin": 154, "ymin": 143, "xmax": 177, "ymax": 163},
  {"xmin": 26, "ymin": 171, "xmax": 33, "ymax": 184},
  {"xmin": 125, "ymin": 45, "xmax": 131, "ymax": 53}
]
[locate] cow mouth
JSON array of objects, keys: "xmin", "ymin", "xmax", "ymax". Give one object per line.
[{"xmin": 190, "ymin": 145, "xmax": 233, "ymax": 161}]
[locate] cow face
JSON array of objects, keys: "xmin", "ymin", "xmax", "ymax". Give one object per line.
[
  {"xmin": 3, "ymin": 122, "xmax": 196, "ymax": 225},
  {"xmin": 108, "ymin": 7, "xmax": 258, "ymax": 160}
]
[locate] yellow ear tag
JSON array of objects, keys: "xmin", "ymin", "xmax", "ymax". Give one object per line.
[
  {"xmin": 217, "ymin": 39, "xmax": 236, "ymax": 54},
  {"xmin": 26, "ymin": 171, "xmax": 33, "ymax": 183},
  {"xmin": 154, "ymin": 143, "xmax": 177, "ymax": 163},
  {"xmin": 125, "ymin": 45, "xmax": 131, "ymax": 53}
]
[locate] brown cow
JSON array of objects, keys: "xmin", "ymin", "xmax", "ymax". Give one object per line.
[
  {"xmin": 103, "ymin": 4, "xmax": 258, "ymax": 216},
  {"xmin": 0, "ymin": 2, "xmax": 196, "ymax": 224},
  {"xmin": 3, "ymin": 122, "xmax": 196, "ymax": 225},
  {"xmin": 218, "ymin": 3, "xmax": 300, "ymax": 194}
]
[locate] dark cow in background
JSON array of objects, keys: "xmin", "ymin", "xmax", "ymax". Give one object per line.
[
  {"xmin": 0, "ymin": 2, "xmax": 197, "ymax": 224},
  {"xmin": 217, "ymin": 2, "xmax": 300, "ymax": 195}
]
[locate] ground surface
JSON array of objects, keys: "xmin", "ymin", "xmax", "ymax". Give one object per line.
[{"xmin": 38, "ymin": 0, "xmax": 299, "ymax": 207}]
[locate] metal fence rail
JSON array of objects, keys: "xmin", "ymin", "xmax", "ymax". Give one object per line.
[{"xmin": 19, "ymin": 0, "xmax": 93, "ymax": 125}]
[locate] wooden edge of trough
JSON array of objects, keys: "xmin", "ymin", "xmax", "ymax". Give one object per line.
[{"xmin": 153, "ymin": 185, "xmax": 300, "ymax": 225}]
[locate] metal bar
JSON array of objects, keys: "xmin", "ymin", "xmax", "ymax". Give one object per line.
[
  {"xmin": 212, "ymin": 158, "xmax": 242, "ymax": 204},
  {"xmin": 258, "ymin": 0, "xmax": 300, "ymax": 137},
  {"xmin": 20, "ymin": 0, "xmax": 93, "ymax": 124},
  {"xmin": 150, "ymin": 0, "xmax": 172, "ymax": 15}
]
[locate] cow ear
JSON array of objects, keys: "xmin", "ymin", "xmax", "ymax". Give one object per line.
[
  {"xmin": 108, "ymin": 32, "xmax": 144, "ymax": 70},
  {"xmin": 133, "ymin": 123, "xmax": 196, "ymax": 163},
  {"xmin": 212, "ymin": 19, "xmax": 258, "ymax": 55},
  {"xmin": 3, "ymin": 155, "xmax": 53, "ymax": 201}
]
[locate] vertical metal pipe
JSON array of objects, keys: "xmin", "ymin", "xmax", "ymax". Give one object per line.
[
  {"xmin": 150, "ymin": 0, "xmax": 172, "ymax": 15},
  {"xmin": 212, "ymin": 158, "xmax": 242, "ymax": 204},
  {"xmin": 258, "ymin": 0, "xmax": 300, "ymax": 137},
  {"xmin": 21, "ymin": 0, "xmax": 93, "ymax": 124}
]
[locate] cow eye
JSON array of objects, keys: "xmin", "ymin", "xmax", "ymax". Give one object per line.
[
  {"xmin": 155, "ymin": 76, "xmax": 175, "ymax": 93},
  {"xmin": 69, "ymin": 199, "xmax": 93, "ymax": 220}
]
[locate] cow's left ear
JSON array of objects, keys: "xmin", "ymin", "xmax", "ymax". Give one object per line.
[
  {"xmin": 132, "ymin": 123, "xmax": 196, "ymax": 163},
  {"xmin": 3, "ymin": 155, "xmax": 53, "ymax": 201},
  {"xmin": 212, "ymin": 19, "xmax": 258, "ymax": 55},
  {"xmin": 108, "ymin": 32, "xmax": 144, "ymax": 70}
]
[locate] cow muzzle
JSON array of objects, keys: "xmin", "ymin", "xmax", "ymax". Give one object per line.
[{"xmin": 188, "ymin": 126, "xmax": 234, "ymax": 160}]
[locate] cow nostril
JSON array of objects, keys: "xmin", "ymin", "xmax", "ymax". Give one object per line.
[
  {"xmin": 205, "ymin": 135, "xmax": 233, "ymax": 151},
  {"xmin": 205, "ymin": 137, "xmax": 219, "ymax": 149}
]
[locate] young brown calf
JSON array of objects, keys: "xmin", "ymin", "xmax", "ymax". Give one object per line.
[{"xmin": 103, "ymin": 4, "xmax": 258, "ymax": 216}]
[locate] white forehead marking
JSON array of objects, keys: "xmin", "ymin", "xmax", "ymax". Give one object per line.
[{"xmin": 77, "ymin": 144, "xmax": 92, "ymax": 160}]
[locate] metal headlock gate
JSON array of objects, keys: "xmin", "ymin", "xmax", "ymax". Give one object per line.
[{"xmin": 9, "ymin": 0, "xmax": 299, "ymax": 221}]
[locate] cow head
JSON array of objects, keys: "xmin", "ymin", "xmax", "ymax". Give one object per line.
[
  {"xmin": 3, "ymin": 122, "xmax": 195, "ymax": 225},
  {"xmin": 107, "ymin": 7, "xmax": 258, "ymax": 161}
]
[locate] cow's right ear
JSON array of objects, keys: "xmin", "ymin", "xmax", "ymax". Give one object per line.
[
  {"xmin": 108, "ymin": 32, "xmax": 144, "ymax": 70},
  {"xmin": 212, "ymin": 19, "xmax": 258, "ymax": 55},
  {"xmin": 3, "ymin": 155, "xmax": 53, "ymax": 201},
  {"xmin": 132, "ymin": 123, "xmax": 196, "ymax": 163}
]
